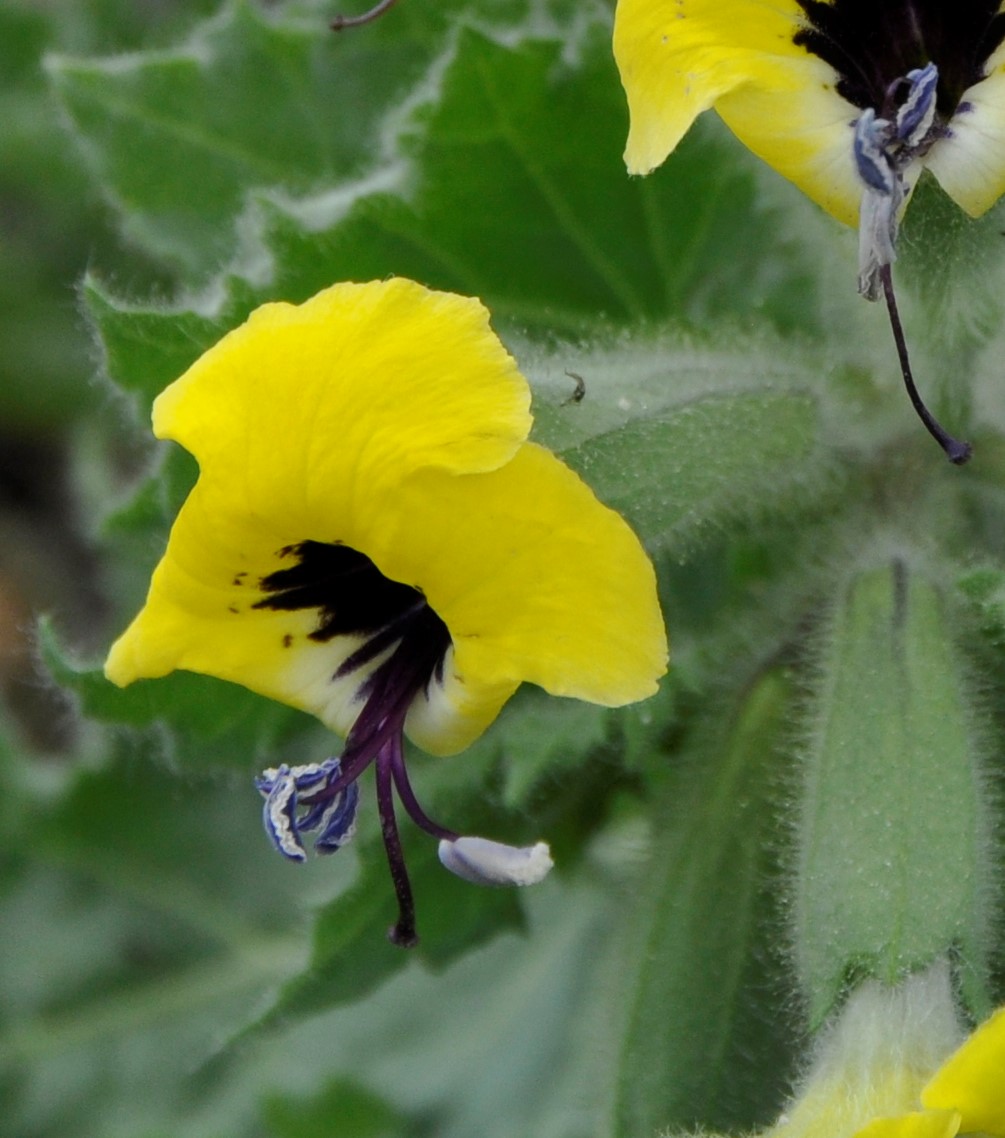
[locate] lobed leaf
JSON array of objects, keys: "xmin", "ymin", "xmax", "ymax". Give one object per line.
[{"xmin": 47, "ymin": 0, "xmax": 534, "ymax": 275}]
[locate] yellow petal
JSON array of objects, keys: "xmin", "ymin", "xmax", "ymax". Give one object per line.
[
  {"xmin": 614, "ymin": 0, "xmax": 804, "ymax": 174},
  {"xmin": 381, "ymin": 443, "xmax": 669, "ymax": 753},
  {"xmin": 613, "ymin": 0, "xmax": 861, "ymax": 224},
  {"xmin": 715, "ymin": 74, "xmax": 862, "ymax": 227},
  {"xmin": 851, "ymin": 1111, "xmax": 961, "ymax": 1138},
  {"xmin": 104, "ymin": 476, "xmax": 381, "ymax": 738},
  {"xmin": 154, "ymin": 279, "xmax": 533, "ymax": 512},
  {"xmin": 106, "ymin": 440, "xmax": 667, "ymax": 753},
  {"xmin": 922, "ymin": 1005, "xmax": 1005, "ymax": 1135},
  {"xmin": 925, "ymin": 40, "xmax": 1005, "ymax": 218}
]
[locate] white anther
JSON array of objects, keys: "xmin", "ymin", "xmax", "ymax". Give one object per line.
[{"xmin": 438, "ymin": 836, "xmax": 554, "ymax": 887}]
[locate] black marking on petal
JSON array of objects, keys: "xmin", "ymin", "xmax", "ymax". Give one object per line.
[
  {"xmin": 282, "ymin": 633, "xmax": 293, "ymax": 648},
  {"xmin": 255, "ymin": 542, "xmax": 423, "ymax": 640},
  {"xmin": 254, "ymin": 539, "xmax": 451, "ymax": 689},
  {"xmin": 794, "ymin": 1, "xmax": 1005, "ymax": 118},
  {"xmin": 333, "ymin": 603, "xmax": 425, "ymax": 679}
]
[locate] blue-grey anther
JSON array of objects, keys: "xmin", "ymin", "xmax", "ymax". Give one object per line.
[
  {"xmin": 855, "ymin": 63, "xmax": 940, "ymax": 300},
  {"xmin": 896, "ymin": 64, "xmax": 939, "ymax": 147},
  {"xmin": 854, "ymin": 109, "xmax": 896, "ymax": 194},
  {"xmin": 259, "ymin": 765, "xmax": 307, "ymax": 861},
  {"xmin": 256, "ymin": 756, "xmax": 360, "ymax": 861},
  {"xmin": 312, "ymin": 778, "xmax": 360, "ymax": 853}
]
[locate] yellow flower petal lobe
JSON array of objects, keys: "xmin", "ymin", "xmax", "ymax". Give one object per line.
[
  {"xmin": 154, "ymin": 279, "xmax": 532, "ymax": 513},
  {"xmin": 926, "ymin": 41, "xmax": 1005, "ymax": 218},
  {"xmin": 613, "ymin": 0, "xmax": 859, "ymax": 221},
  {"xmin": 371, "ymin": 441, "xmax": 669, "ymax": 753},
  {"xmin": 922, "ymin": 1005, "xmax": 1005, "ymax": 1135},
  {"xmin": 715, "ymin": 74, "xmax": 862, "ymax": 226},
  {"xmin": 614, "ymin": 0, "xmax": 805, "ymax": 173},
  {"xmin": 103, "ymin": 476, "xmax": 379, "ymax": 738},
  {"xmin": 405, "ymin": 648, "xmax": 518, "ymax": 757}
]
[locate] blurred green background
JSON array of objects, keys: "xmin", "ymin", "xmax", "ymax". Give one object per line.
[{"xmin": 0, "ymin": 0, "xmax": 218, "ymax": 747}]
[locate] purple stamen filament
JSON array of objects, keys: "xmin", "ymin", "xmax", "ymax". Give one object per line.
[
  {"xmin": 300, "ymin": 629, "xmax": 458, "ymax": 946},
  {"xmin": 389, "ymin": 733, "xmax": 456, "ymax": 842},
  {"xmin": 879, "ymin": 264, "xmax": 972, "ymax": 465},
  {"xmin": 257, "ymin": 541, "xmax": 457, "ymax": 945},
  {"xmin": 374, "ymin": 738, "xmax": 418, "ymax": 947}
]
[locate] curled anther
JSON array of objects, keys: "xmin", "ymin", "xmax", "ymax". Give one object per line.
[
  {"xmin": 855, "ymin": 64, "xmax": 941, "ymax": 300},
  {"xmin": 331, "ymin": 0, "xmax": 401, "ymax": 31}
]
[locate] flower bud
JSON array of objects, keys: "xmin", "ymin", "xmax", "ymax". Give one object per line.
[{"xmin": 793, "ymin": 556, "xmax": 993, "ymax": 1024}]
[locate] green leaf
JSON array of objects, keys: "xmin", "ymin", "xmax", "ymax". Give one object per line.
[
  {"xmin": 461, "ymin": 685, "xmax": 615, "ymax": 810},
  {"xmin": 608, "ymin": 670, "xmax": 797, "ymax": 1136},
  {"xmin": 900, "ymin": 178, "xmax": 1005, "ymax": 356},
  {"xmin": 568, "ymin": 388, "xmax": 819, "ymax": 550},
  {"xmin": 40, "ymin": 617, "xmax": 319, "ymax": 770},
  {"xmin": 531, "ymin": 343, "xmax": 832, "ymax": 553},
  {"xmin": 793, "ymin": 557, "xmax": 995, "ymax": 1025},
  {"xmin": 0, "ymin": 0, "xmax": 224, "ymax": 434},
  {"xmin": 0, "ymin": 748, "xmax": 328, "ymax": 1138},
  {"xmin": 266, "ymin": 21, "xmax": 817, "ymax": 336},
  {"xmin": 272, "ymin": 868, "xmax": 628, "ymax": 1138},
  {"xmin": 47, "ymin": 0, "xmax": 532, "ymax": 275},
  {"xmin": 0, "ymin": 5, "xmax": 100, "ymax": 431},
  {"xmin": 85, "ymin": 279, "xmax": 227, "ymax": 417},
  {"xmin": 0, "ymin": 736, "xmax": 630, "ymax": 1137},
  {"xmin": 264, "ymin": 1078, "xmax": 403, "ymax": 1138}
]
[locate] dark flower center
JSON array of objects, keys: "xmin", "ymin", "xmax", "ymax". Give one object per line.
[
  {"xmin": 253, "ymin": 539, "xmax": 451, "ymax": 692},
  {"xmin": 253, "ymin": 540, "xmax": 456, "ymax": 947},
  {"xmin": 795, "ymin": 1, "xmax": 1005, "ymax": 118}
]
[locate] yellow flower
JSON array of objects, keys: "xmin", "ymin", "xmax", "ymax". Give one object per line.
[
  {"xmin": 105, "ymin": 277, "xmax": 667, "ymax": 945},
  {"xmin": 613, "ymin": 1, "xmax": 1005, "ymax": 227},
  {"xmin": 761, "ymin": 967, "xmax": 1005, "ymax": 1138},
  {"xmin": 614, "ymin": 2, "xmax": 996, "ymax": 462}
]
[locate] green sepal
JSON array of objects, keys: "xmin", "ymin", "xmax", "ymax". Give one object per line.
[
  {"xmin": 793, "ymin": 557, "xmax": 994, "ymax": 1026},
  {"xmin": 608, "ymin": 669, "xmax": 796, "ymax": 1137},
  {"xmin": 958, "ymin": 564, "xmax": 1005, "ymax": 649}
]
